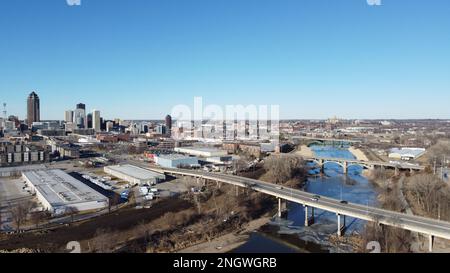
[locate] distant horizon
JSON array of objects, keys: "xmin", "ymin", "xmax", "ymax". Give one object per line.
[{"xmin": 27, "ymin": 117, "xmax": 450, "ymax": 122}]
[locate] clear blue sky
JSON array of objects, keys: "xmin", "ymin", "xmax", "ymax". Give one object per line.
[{"xmin": 1, "ymin": 0, "xmax": 449, "ymax": 120}]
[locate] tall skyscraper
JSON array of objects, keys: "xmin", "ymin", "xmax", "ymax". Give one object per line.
[
  {"xmin": 87, "ymin": 113, "xmax": 93, "ymax": 129},
  {"xmin": 93, "ymin": 110, "xmax": 101, "ymax": 132},
  {"xmin": 165, "ymin": 114, "xmax": 172, "ymax": 137},
  {"xmin": 64, "ymin": 110, "xmax": 74, "ymax": 123},
  {"xmin": 76, "ymin": 103, "xmax": 86, "ymax": 110},
  {"xmin": 74, "ymin": 103, "xmax": 86, "ymax": 129},
  {"xmin": 27, "ymin": 91, "xmax": 40, "ymax": 127}
]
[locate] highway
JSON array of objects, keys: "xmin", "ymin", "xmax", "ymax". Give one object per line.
[{"xmin": 149, "ymin": 167, "xmax": 450, "ymax": 243}]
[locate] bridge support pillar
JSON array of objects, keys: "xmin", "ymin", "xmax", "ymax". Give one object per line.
[
  {"xmin": 429, "ymin": 235, "xmax": 434, "ymax": 253},
  {"xmin": 304, "ymin": 206, "xmax": 315, "ymax": 227},
  {"xmin": 278, "ymin": 198, "xmax": 282, "ymax": 218},
  {"xmin": 319, "ymin": 160, "xmax": 325, "ymax": 174},
  {"xmin": 337, "ymin": 214, "xmax": 346, "ymax": 237}
]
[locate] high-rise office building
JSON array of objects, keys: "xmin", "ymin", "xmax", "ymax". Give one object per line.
[
  {"xmin": 87, "ymin": 113, "xmax": 93, "ymax": 129},
  {"xmin": 165, "ymin": 115, "xmax": 172, "ymax": 136},
  {"xmin": 27, "ymin": 92, "xmax": 40, "ymax": 127},
  {"xmin": 156, "ymin": 124, "xmax": 166, "ymax": 135},
  {"xmin": 76, "ymin": 103, "xmax": 86, "ymax": 110},
  {"xmin": 93, "ymin": 110, "xmax": 101, "ymax": 132},
  {"xmin": 64, "ymin": 110, "xmax": 74, "ymax": 123},
  {"xmin": 74, "ymin": 103, "xmax": 86, "ymax": 129}
]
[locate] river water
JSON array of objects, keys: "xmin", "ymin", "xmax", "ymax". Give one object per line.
[{"xmin": 233, "ymin": 145, "xmax": 379, "ymax": 253}]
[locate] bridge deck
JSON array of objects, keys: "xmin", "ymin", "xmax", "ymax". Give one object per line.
[{"xmin": 150, "ymin": 167, "xmax": 450, "ymax": 241}]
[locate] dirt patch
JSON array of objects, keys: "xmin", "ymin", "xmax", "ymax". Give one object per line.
[{"xmin": 0, "ymin": 198, "xmax": 191, "ymax": 252}]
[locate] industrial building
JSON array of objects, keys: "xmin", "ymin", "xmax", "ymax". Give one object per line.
[
  {"xmin": 0, "ymin": 142, "xmax": 48, "ymax": 167},
  {"xmin": 388, "ymin": 148, "xmax": 426, "ymax": 161},
  {"xmin": 22, "ymin": 169, "xmax": 109, "ymax": 215},
  {"xmin": 155, "ymin": 154, "xmax": 200, "ymax": 168},
  {"xmin": 205, "ymin": 156, "xmax": 233, "ymax": 165},
  {"xmin": 174, "ymin": 147, "xmax": 228, "ymax": 158},
  {"xmin": 104, "ymin": 164, "xmax": 166, "ymax": 186},
  {"xmin": 0, "ymin": 164, "xmax": 46, "ymax": 177}
]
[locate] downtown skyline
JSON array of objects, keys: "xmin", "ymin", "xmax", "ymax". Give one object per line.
[{"xmin": 1, "ymin": 0, "xmax": 450, "ymax": 120}]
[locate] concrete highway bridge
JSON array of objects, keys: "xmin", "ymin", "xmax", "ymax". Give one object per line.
[
  {"xmin": 305, "ymin": 156, "xmax": 425, "ymax": 175},
  {"xmin": 149, "ymin": 167, "xmax": 448, "ymax": 252}
]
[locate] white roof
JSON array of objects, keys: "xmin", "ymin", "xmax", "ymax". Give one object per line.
[
  {"xmin": 105, "ymin": 164, "xmax": 165, "ymax": 180},
  {"xmin": 23, "ymin": 169, "xmax": 108, "ymax": 207},
  {"xmin": 389, "ymin": 148, "xmax": 426, "ymax": 157},
  {"xmin": 156, "ymin": 154, "xmax": 197, "ymax": 160}
]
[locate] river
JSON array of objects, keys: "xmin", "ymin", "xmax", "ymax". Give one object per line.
[{"xmin": 233, "ymin": 145, "xmax": 379, "ymax": 253}]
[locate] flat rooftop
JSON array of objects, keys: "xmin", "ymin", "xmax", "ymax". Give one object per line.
[
  {"xmin": 0, "ymin": 164, "xmax": 46, "ymax": 173},
  {"xmin": 177, "ymin": 147, "xmax": 221, "ymax": 152},
  {"xmin": 157, "ymin": 154, "xmax": 197, "ymax": 160},
  {"xmin": 390, "ymin": 148, "xmax": 426, "ymax": 157},
  {"xmin": 105, "ymin": 164, "xmax": 166, "ymax": 180},
  {"xmin": 23, "ymin": 169, "xmax": 108, "ymax": 206}
]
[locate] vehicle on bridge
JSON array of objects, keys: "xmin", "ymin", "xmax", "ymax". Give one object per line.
[
  {"xmin": 311, "ymin": 195, "xmax": 321, "ymax": 202},
  {"xmin": 245, "ymin": 182, "xmax": 258, "ymax": 188}
]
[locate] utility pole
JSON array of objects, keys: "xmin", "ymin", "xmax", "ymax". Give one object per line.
[{"xmin": 433, "ymin": 158, "xmax": 437, "ymax": 175}]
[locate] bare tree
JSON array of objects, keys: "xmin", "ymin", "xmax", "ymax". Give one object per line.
[
  {"xmin": 264, "ymin": 154, "xmax": 306, "ymax": 184},
  {"xmin": 407, "ymin": 174, "xmax": 450, "ymax": 220},
  {"xmin": 10, "ymin": 200, "xmax": 33, "ymax": 232},
  {"xmin": 65, "ymin": 207, "xmax": 79, "ymax": 223},
  {"xmin": 90, "ymin": 228, "xmax": 117, "ymax": 253},
  {"xmin": 30, "ymin": 211, "xmax": 51, "ymax": 229}
]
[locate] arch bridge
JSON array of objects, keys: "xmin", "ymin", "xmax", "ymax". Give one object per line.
[{"xmin": 306, "ymin": 157, "xmax": 425, "ymax": 175}]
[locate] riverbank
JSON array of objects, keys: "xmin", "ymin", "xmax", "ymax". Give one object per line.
[
  {"xmin": 295, "ymin": 145, "xmax": 314, "ymax": 158},
  {"xmin": 178, "ymin": 216, "xmax": 272, "ymax": 253},
  {"xmin": 349, "ymin": 147, "xmax": 369, "ymax": 161}
]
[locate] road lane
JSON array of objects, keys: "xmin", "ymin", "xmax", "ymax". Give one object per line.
[{"xmin": 151, "ymin": 167, "xmax": 450, "ymax": 240}]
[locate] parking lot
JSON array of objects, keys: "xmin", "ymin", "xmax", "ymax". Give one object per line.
[
  {"xmin": 0, "ymin": 178, "xmax": 36, "ymax": 232},
  {"xmin": 155, "ymin": 176, "xmax": 199, "ymax": 196}
]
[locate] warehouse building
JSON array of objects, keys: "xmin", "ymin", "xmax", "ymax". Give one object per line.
[
  {"xmin": 155, "ymin": 154, "xmax": 200, "ymax": 168},
  {"xmin": 22, "ymin": 169, "xmax": 109, "ymax": 215},
  {"xmin": 174, "ymin": 147, "xmax": 228, "ymax": 158},
  {"xmin": 388, "ymin": 148, "xmax": 426, "ymax": 161},
  {"xmin": 104, "ymin": 164, "xmax": 166, "ymax": 186}
]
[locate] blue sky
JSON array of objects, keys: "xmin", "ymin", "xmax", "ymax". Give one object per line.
[{"xmin": 1, "ymin": 0, "xmax": 449, "ymax": 120}]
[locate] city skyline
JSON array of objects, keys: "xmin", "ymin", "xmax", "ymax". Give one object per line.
[{"xmin": 1, "ymin": 0, "xmax": 450, "ymax": 120}]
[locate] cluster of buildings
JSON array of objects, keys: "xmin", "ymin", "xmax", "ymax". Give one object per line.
[
  {"xmin": 64, "ymin": 103, "xmax": 102, "ymax": 133},
  {"xmin": 0, "ymin": 142, "xmax": 48, "ymax": 167}
]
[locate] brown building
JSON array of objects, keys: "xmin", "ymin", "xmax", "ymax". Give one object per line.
[
  {"xmin": 222, "ymin": 141, "xmax": 262, "ymax": 158},
  {"xmin": 27, "ymin": 91, "xmax": 40, "ymax": 127},
  {"xmin": 165, "ymin": 115, "xmax": 172, "ymax": 137}
]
